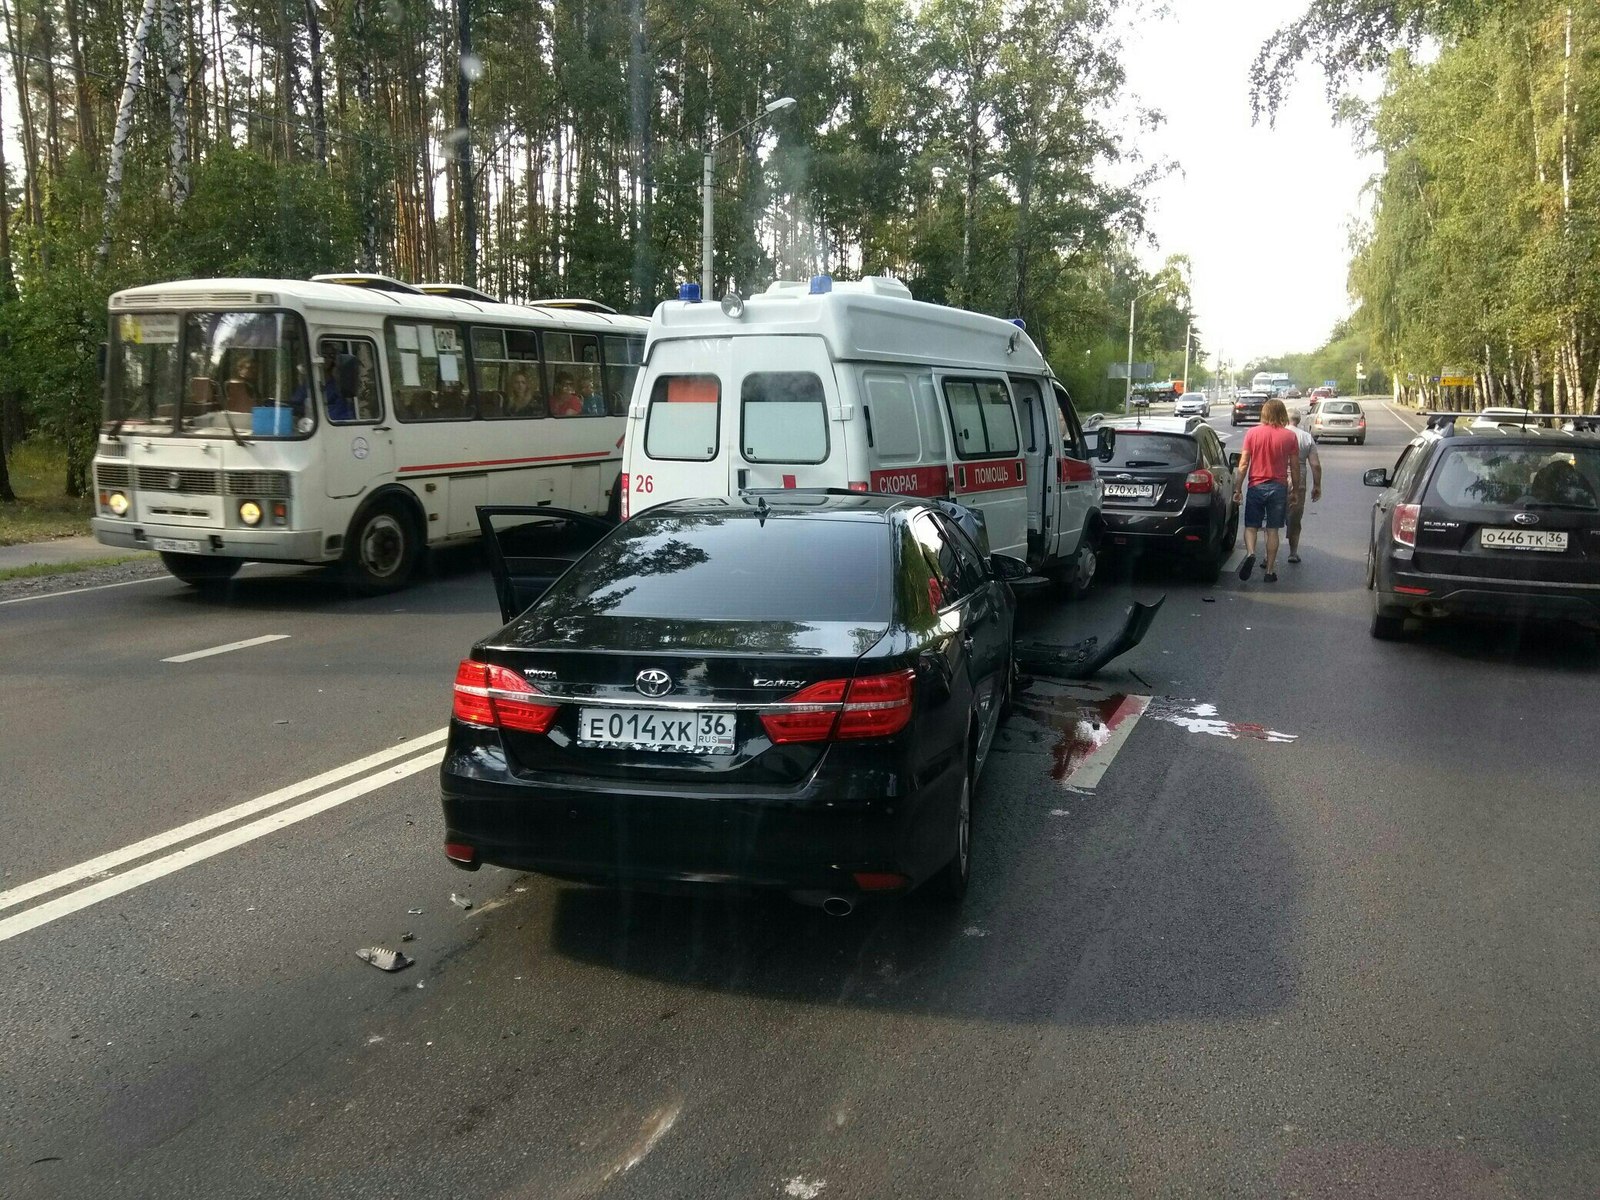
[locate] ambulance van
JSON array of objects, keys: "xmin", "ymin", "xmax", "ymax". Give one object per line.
[{"xmin": 620, "ymin": 275, "xmax": 1111, "ymax": 595}]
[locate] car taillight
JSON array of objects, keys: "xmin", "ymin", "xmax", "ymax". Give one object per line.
[
  {"xmin": 619, "ymin": 473, "xmax": 630, "ymax": 520},
  {"xmin": 1392, "ymin": 503, "xmax": 1420, "ymax": 547},
  {"xmin": 760, "ymin": 669, "xmax": 915, "ymax": 744},
  {"xmin": 1185, "ymin": 469, "xmax": 1214, "ymax": 493},
  {"xmin": 452, "ymin": 660, "xmax": 559, "ymax": 733}
]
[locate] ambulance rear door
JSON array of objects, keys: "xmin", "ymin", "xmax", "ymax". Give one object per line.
[
  {"xmin": 728, "ymin": 336, "xmax": 850, "ymax": 493},
  {"xmin": 933, "ymin": 373, "xmax": 1028, "ymax": 559}
]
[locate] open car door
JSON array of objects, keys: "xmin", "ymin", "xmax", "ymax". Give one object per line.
[{"xmin": 476, "ymin": 506, "xmax": 616, "ymax": 624}]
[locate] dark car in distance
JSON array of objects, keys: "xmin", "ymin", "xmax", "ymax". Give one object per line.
[
  {"xmin": 1094, "ymin": 415, "xmax": 1238, "ymax": 581},
  {"xmin": 1365, "ymin": 417, "xmax": 1600, "ymax": 639},
  {"xmin": 1231, "ymin": 390, "xmax": 1269, "ymax": 426},
  {"xmin": 440, "ymin": 493, "xmax": 1029, "ymax": 912}
]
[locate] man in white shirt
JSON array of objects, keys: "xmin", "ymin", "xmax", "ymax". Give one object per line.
[{"xmin": 1286, "ymin": 411, "xmax": 1323, "ymax": 564}]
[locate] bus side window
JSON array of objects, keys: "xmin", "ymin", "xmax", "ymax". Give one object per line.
[
  {"xmin": 323, "ymin": 337, "xmax": 384, "ymax": 425},
  {"xmin": 603, "ymin": 335, "xmax": 643, "ymax": 416},
  {"xmin": 387, "ymin": 320, "xmax": 471, "ymax": 421},
  {"xmin": 914, "ymin": 374, "xmax": 947, "ymax": 458}
]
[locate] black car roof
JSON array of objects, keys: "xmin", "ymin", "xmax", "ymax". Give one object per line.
[{"xmin": 639, "ymin": 492, "xmax": 933, "ymax": 522}]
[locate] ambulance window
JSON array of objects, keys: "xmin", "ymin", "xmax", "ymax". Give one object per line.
[
  {"xmin": 943, "ymin": 378, "xmax": 1019, "ymax": 458},
  {"xmin": 740, "ymin": 371, "xmax": 828, "ymax": 464},
  {"xmin": 978, "ymin": 380, "xmax": 1019, "ymax": 454},
  {"xmin": 644, "ymin": 375, "xmax": 719, "ymax": 460},
  {"xmin": 915, "ymin": 375, "xmax": 946, "ymax": 457},
  {"xmin": 863, "ymin": 371, "xmax": 920, "ymax": 463}
]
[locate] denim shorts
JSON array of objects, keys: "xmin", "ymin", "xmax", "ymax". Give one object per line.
[{"xmin": 1244, "ymin": 481, "xmax": 1288, "ymax": 529}]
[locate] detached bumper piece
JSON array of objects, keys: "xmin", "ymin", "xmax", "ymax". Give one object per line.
[{"xmin": 1016, "ymin": 596, "xmax": 1166, "ymax": 680}]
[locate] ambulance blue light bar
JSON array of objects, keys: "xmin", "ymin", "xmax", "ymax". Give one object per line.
[
  {"xmin": 678, "ymin": 282, "xmax": 702, "ymax": 303},
  {"xmin": 809, "ymin": 275, "xmax": 833, "ymax": 295}
]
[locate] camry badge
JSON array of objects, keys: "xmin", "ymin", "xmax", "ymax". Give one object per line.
[
  {"xmin": 1513, "ymin": 512, "xmax": 1540, "ymax": 526},
  {"xmin": 635, "ymin": 669, "xmax": 673, "ymax": 697}
]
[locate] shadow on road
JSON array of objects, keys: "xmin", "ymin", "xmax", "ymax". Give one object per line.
[
  {"xmin": 161, "ymin": 544, "xmax": 497, "ymax": 617},
  {"xmin": 534, "ymin": 731, "xmax": 1302, "ymax": 1027},
  {"xmin": 1397, "ymin": 616, "xmax": 1600, "ymax": 671}
]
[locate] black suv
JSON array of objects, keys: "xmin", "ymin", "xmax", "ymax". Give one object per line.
[
  {"xmin": 1364, "ymin": 416, "xmax": 1600, "ymax": 639},
  {"xmin": 1230, "ymin": 390, "xmax": 1268, "ymax": 426},
  {"xmin": 1095, "ymin": 415, "xmax": 1238, "ymax": 581}
]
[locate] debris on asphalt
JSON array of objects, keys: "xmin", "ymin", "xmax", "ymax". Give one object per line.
[
  {"xmin": 451, "ymin": 892, "xmax": 473, "ymax": 911},
  {"xmin": 356, "ymin": 946, "xmax": 414, "ymax": 972},
  {"xmin": 1202, "ymin": 595, "xmax": 1216, "ymax": 603},
  {"xmin": 400, "ymin": 931, "xmax": 414, "ymax": 942},
  {"xmin": 406, "ymin": 908, "xmax": 423, "ymax": 915}
]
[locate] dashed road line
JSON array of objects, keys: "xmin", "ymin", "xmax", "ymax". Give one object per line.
[{"xmin": 162, "ymin": 633, "xmax": 291, "ymax": 663}]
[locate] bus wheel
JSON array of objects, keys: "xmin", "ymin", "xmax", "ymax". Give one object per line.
[
  {"xmin": 344, "ymin": 500, "xmax": 418, "ymax": 595},
  {"xmin": 159, "ymin": 552, "xmax": 241, "ymax": 588}
]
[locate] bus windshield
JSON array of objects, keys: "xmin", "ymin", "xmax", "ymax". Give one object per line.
[{"xmin": 107, "ymin": 310, "xmax": 313, "ymax": 439}]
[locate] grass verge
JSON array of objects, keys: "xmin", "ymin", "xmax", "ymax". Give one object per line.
[
  {"xmin": 0, "ymin": 441, "xmax": 93, "ymax": 545},
  {"xmin": 0, "ymin": 555, "xmax": 147, "ymax": 583}
]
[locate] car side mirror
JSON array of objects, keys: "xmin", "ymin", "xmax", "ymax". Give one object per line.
[
  {"xmin": 990, "ymin": 552, "xmax": 1048, "ymax": 591},
  {"xmin": 98, "ymin": 341, "xmax": 109, "ymax": 385},
  {"xmin": 1228, "ymin": 452, "xmax": 1242, "ymax": 472},
  {"xmin": 1363, "ymin": 468, "xmax": 1390, "ymax": 488},
  {"xmin": 1095, "ymin": 426, "xmax": 1116, "ymax": 462}
]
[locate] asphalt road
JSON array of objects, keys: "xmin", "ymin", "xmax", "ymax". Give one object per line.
[{"xmin": 3, "ymin": 400, "xmax": 1598, "ymax": 1198}]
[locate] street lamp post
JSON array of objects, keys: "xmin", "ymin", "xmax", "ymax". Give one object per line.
[
  {"xmin": 701, "ymin": 96, "xmax": 796, "ymax": 300},
  {"xmin": 1182, "ymin": 318, "xmax": 1193, "ymax": 395},
  {"xmin": 1124, "ymin": 285, "xmax": 1159, "ymax": 414}
]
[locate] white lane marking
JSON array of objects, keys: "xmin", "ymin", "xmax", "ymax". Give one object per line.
[
  {"xmin": 1378, "ymin": 401, "xmax": 1423, "ymax": 435},
  {"xmin": 0, "ymin": 750, "xmax": 442, "ymax": 945},
  {"xmin": 0, "ymin": 575, "xmax": 168, "ymax": 608},
  {"xmin": 0, "ymin": 728, "xmax": 448, "ymax": 914},
  {"xmin": 162, "ymin": 633, "xmax": 291, "ymax": 663},
  {"xmin": 1063, "ymin": 694, "xmax": 1149, "ymax": 790}
]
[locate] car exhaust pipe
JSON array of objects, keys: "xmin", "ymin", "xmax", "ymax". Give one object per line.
[{"xmin": 822, "ymin": 896, "xmax": 855, "ymax": 917}]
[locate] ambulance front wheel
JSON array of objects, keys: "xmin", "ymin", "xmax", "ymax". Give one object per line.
[{"xmin": 1056, "ymin": 539, "xmax": 1097, "ymax": 601}]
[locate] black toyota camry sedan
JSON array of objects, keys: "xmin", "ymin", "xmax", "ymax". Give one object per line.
[{"xmin": 440, "ymin": 493, "xmax": 1029, "ymax": 911}]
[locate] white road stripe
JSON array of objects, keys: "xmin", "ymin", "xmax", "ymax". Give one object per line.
[
  {"xmin": 0, "ymin": 749, "xmax": 442, "ymax": 945},
  {"xmin": 162, "ymin": 633, "xmax": 291, "ymax": 663},
  {"xmin": 1378, "ymin": 401, "xmax": 1424, "ymax": 435},
  {"xmin": 1063, "ymin": 694, "xmax": 1150, "ymax": 791},
  {"xmin": 0, "ymin": 575, "xmax": 168, "ymax": 608},
  {"xmin": 0, "ymin": 728, "xmax": 448, "ymax": 914}
]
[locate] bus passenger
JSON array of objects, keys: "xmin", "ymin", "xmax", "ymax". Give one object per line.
[
  {"xmin": 550, "ymin": 371, "xmax": 584, "ymax": 418},
  {"xmin": 507, "ymin": 368, "xmax": 544, "ymax": 417}
]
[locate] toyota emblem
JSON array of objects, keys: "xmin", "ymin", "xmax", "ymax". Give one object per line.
[
  {"xmin": 1513, "ymin": 512, "xmax": 1540, "ymax": 526},
  {"xmin": 635, "ymin": 669, "xmax": 673, "ymax": 698}
]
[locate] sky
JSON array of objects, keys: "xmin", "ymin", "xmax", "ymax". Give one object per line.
[{"xmin": 1115, "ymin": 0, "xmax": 1382, "ymax": 369}]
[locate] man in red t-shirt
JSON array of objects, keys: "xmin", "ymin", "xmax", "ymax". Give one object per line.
[{"xmin": 1230, "ymin": 399, "xmax": 1303, "ymax": 583}]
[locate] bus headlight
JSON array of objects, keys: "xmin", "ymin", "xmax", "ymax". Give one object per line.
[
  {"xmin": 239, "ymin": 500, "xmax": 263, "ymax": 526},
  {"xmin": 107, "ymin": 491, "xmax": 130, "ymax": 517}
]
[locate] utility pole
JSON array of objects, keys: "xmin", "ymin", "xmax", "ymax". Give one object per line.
[{"xmin": 1182, "ymin": 319, "xmax": 1192, "ymax": 394}]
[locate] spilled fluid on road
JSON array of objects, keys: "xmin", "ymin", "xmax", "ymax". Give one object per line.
[{"xmin": 1009, "ymin": 684, "xmax": 1298, "ymax": 791}]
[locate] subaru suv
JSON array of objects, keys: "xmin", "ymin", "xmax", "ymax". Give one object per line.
[{"xmin": 1364, "ymin": 415, "xmax": 1600, "ymax": 639}]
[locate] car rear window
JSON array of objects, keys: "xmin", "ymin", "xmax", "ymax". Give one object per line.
[
  {"xmin": 544, "ymin": 514, "xmax": 892, "ymax": 622},
  {"xmin": 1427, "ymin": 446, "xmax": 1600, "ymax": 511},
  {"xmin": 1324, "ymin": 401, "xmax": 1360, "ymax": 415},
  {"xmin": 1102, "ymin": 432, "xmax": 1197, "ymax": 469}
]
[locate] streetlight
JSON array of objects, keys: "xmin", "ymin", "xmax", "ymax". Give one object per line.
[
  {"xmin": 1125, "ymin": 284, "xmax": 1160, "ymax": 414},
  {"xmin": 702, "ymin": 96, "xmax": 796, "ymax": 299}
]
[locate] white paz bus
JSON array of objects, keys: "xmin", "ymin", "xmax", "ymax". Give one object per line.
[
  {"xmin": 621, "ymin": 276, "xmax": 1110, "ymax": 595},
  {"xmin": 91, "ymin": 276, "xmax": 646, "ymax": 591}
]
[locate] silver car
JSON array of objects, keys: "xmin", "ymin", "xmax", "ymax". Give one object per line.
[
  {"xmin": 1310, "ymin": 399, "xmax": 1367, "ymax": 444},
  {"xmin": 1174, "ymin": 393, "xmax": 1210, "ymax": 417}
]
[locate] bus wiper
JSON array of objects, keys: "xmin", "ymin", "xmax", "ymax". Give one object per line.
[{"xmin": 222, "ymin": 410, "xmax": 252, "ymax": 449}]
